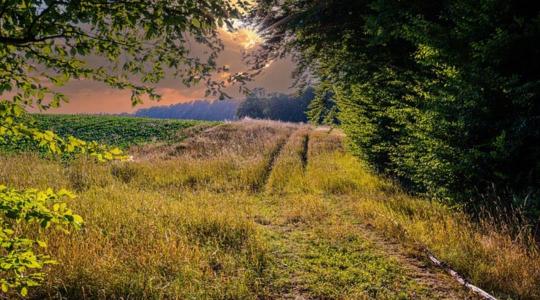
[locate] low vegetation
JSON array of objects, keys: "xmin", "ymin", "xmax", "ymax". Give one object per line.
[
  {"xmin": 1, "ymin": 117, "xmax": 538, "ymax": 299},
  {"xmin": 30, "ymin": 115, "xmax": 209, "ymax": 148}
]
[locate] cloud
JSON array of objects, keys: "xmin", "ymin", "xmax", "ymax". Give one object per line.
[
  {"xmin": 219, "ymin": 28, "xmax": 263, "ymax": 50},
  {"xmin": 46, "ymin": 28, "xmax": 294, "ymax": 114}
]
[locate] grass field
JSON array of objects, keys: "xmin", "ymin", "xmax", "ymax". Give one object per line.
[{"xmin": 1, "ymin": 117, "xmax": 539, "ymax": 299}]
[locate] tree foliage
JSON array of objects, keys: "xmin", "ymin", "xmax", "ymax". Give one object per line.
[
  {"xmin": 306, "ymin": 83, "xmax": 339, "ymax": 126},
  {"xmin": 0, "ymin": 0, "xmax": 248, "ymax": 108},
  {"xmin": 249, "ymin": 0, "xmax": 540, "ymax": 217}
]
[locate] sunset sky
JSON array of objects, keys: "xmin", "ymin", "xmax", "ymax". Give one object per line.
[{"xmin": 48, "ymin": 28, "xmax": 295, "ymax": 114}]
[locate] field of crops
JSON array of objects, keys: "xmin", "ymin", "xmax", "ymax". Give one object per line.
[{"xmin": 31, "ymin": 114, "xmax": 211, "ymax": 148}]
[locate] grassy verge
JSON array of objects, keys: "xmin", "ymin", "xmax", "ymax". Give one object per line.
[
  {"xmin": 307, "ymin": 132, "xmax": 540, "ymax": 299},
  {"xmin": 350, "ymin": 193, "xmax": 540, "ymax": 299},
  {"xmin": 259, "ymin": 127, "xmax": 458, "ymax": 299}
]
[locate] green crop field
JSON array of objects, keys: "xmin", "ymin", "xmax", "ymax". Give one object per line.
[
  {"xmin": 0, "ymin": 114, "xmax": 213, "ymax": 156},
  {"xmin": 30, "ymin": 114, "xmax": 212, "ymax": 148}
]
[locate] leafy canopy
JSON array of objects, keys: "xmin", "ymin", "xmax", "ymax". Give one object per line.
[
  {"xmin": 0, "ymin": 0, "xmax": 248, "ymax": 109},
  {"xmin": 248, "ymin": 0, "xmax": 540, "ymax": 218}
]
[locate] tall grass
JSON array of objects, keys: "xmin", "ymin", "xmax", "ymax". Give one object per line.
[
  {"xmin": 351, "ymin": 193, "xmax": 540, "ymax": 299},
  {"xmin": 265, "ymin": 126, "xmax": 310, "ymax": 194},
  {"xmin": 0, "ymin": 120, "xmax": 299, "ymax": 299},
  {"xmin": 306, "ymin": 131, "xmax": 540, "ymax": 299},
  {"xmin": 267, "ymin": 127, "xmax": 540, "ymax": 299},
  {"xmin": 1, "ymin": 119, "xmax": 538, "ymax": 299}
]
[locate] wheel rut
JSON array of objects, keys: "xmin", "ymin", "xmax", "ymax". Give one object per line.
[{"xmin": 257, "ymin": 130, "xmax": 294, "ymax": 192}]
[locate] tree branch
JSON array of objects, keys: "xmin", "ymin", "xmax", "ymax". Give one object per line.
[{"xmin": 0, "ymin": 33, "xmax": 67, "ymax": 45}]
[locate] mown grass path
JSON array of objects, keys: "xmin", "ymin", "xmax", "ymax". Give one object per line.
[{"xmin": 253, "ymin": 127, "xmax": 475, "ymax": 299}]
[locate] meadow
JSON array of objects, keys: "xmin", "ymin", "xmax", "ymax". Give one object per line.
[{"xmin": 1, "ymin": 117, "xmax": 539, "ymax": 299}]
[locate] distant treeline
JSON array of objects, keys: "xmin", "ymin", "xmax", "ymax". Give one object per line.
[
  {"xmin": 236, "ymin": 88, "xmax": 314, "ymax": 123},
  {"xmin": 133, "ymin": 88, "xmax": 316, "ymax": 123},
  {"xmin": 133, "ymin": 100, "xmax": 240, "ymax": 121}
]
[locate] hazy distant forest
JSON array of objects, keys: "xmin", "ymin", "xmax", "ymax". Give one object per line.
[
  {"xmin": 133, "ymin": 88, "xmax": 315, "ymax": 122},
  {"xmin": 1, "ymin": 0, "xmax": 540, "ymax": 299}
]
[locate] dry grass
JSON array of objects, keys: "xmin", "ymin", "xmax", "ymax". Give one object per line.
[
  {"xmin": 351, "ymin": 193, "xmax": 540, "ymax": 299},
  {"xmin": 1, "ymin": 119, "xmax": 539, "ymax": 299},
  {"xmin": 42, "ymin": 187, "xmax": 268, "ymax": 299},
  {"xmin": 1, "ymin": 120, "xmax": 298, "ymax": 299},
  {"xmin": 265, "ymin": 125, "xmax": 310, "ymax": 194}
]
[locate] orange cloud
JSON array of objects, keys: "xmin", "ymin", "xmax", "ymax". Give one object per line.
[{"xmin": 43, "ymin": 27, "xmax": 293, "ymax": 114}]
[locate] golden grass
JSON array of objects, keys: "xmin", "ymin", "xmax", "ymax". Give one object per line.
[
  {"xmin": 1, "ymin": 120, "xmax": 539, "ymax": 299},
  {"xmin": 280, "ymin": 195, "xmax": 331, "ymax": 226},
  {"xmin": 0, "ymin": 121, "xmax": 297, "ymax": 299},
  {"xmin": 305, "ymin": 130, "xmax": 388, "ymax": 196},
  {"xmin": 42, "ymin": 187, "xmax": 268, "ymax": 299},
  {"xmin": 351, "ymin": 193, "xmax": 540, "ymax": 299},
  {"xmin": 265, "ymin": 126, "xmax": 310, "ymax": 194},
  {"xmin": 270, "ymin": 127, "xmax": 540, "ymax": 299}
]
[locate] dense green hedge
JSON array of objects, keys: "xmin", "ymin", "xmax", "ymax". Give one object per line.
[{"xmin": 252, "ymin": 0, "xmax": 540, "ymax": 218}]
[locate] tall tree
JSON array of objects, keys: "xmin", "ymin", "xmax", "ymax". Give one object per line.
[
  {"xmin": 236, "ymin": 87, "xmax": 313, "ymax": 122},
  {"xmin": 248, "ymin": 0, "xmax": 540, "ymax": 217}
]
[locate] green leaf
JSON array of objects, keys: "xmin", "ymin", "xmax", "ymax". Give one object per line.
[{"xmin": 191, "ymin": 18, "xmax": 201, "ymax": 28}]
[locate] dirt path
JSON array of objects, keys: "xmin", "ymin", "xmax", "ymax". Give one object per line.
[
  {"xmin": 257, "ymin": 201, "xmax": 476, "ymax": 299},
  {"xmin": 335, "ymin": 202, "xmax": 477, "ymax": 299},
  {"xmin": 126, "ymin": 121, "xmax": 486, "ymax": 299}
]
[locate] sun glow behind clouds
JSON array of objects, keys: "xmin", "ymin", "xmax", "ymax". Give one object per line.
[
  {"xmin": 221, "ymin": 26, "xmax": 263, "ymax": 50},
  {"xmin": 220, "ymin": 17, "xmax": 264, "ymax": 49},
  {"xmin": 239, "ymin": 29, "xmax": 263, "ymax": 49},
  {"xmin": 44, "ymin": 8, "xmax": 296, "ymax": 114}
]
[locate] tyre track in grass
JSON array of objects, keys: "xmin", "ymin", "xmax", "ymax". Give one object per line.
[
  {"xmin": 256, "ymin": 126, "xmax": 479, "ymax": 299},
  {"xmin": 300, "ymin": 133, "xmax": 309, "ymax": 173},
  {"xmin": 256, "ymin": 129, "xmax": 294, "ymax": 192},
  {"xmin": 335, "ymin": 200, "xmax": 479, "ymax": 299}
]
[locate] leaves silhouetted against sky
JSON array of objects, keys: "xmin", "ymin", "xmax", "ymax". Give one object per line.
[{"xmin": 49, "ymin": 28, "xmax": 294, "ymax": 114}]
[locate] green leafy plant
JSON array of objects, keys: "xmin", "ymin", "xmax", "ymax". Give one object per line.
[
  {"xmin": 0, "ymin": 186, "xmax": 83, "ymax": 296},
  {"xmin": 0, "ymin": 101, "xmax": 125, "ymax": 297}
]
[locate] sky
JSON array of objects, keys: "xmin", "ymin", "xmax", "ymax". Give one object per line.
[{"xmin": 47, "ymin": 28, "xmax": 295, "ymax": 114}]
